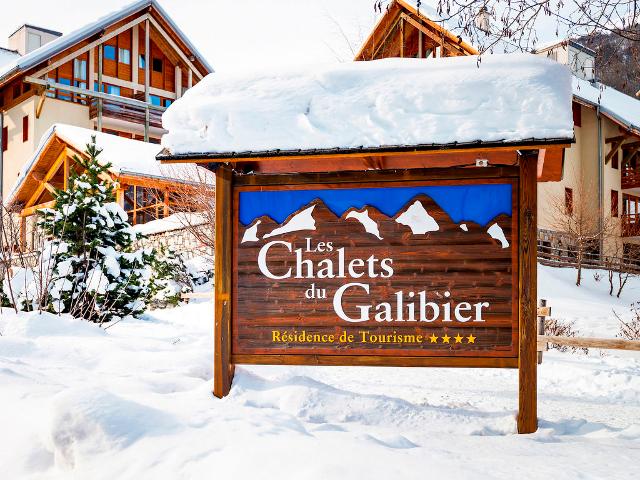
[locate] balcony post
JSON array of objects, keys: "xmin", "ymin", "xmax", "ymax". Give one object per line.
[
  {"xmin": 97, "ymin": 45, "xmax": 103, "ymax": 132},
  {"xmin": 144, "ymin": 19, "xmax": 150, "ymax": 143}
]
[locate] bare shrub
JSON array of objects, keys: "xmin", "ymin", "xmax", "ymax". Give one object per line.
[
  {"xmin": 544, "ymin": 318, "xmax": 589, "ymax": 354},
  {"xmin": 614, "ymin": 303, "xmax": 640, "ymax": 340}
]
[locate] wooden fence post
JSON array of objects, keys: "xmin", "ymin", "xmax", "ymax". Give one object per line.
[
  {"xmin": 213, "ymin": 164, "xmax": 234, "ymax": 398},
  {"xmin": 518, "ymin": 153, "xmax": 538, "ymax": 434},
  {"xmin": 537, "ymin": 299, "xmax": 546, "ymax": 364}
]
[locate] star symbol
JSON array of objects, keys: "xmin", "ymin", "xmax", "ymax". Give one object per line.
[
  {"xmin": 441, "ymin": 334, "xmax": 451, "ymax": 343},
  {"xmin": 467, "ymin": 334, "xmax": 476, "ymax": 344},
  {"xmin": 454, "ymin": 333, "xmax": 463, "ymax": 343},
  {"xmin": 429, "ymin": 334, "xmax": 438, "ymax": 343}
]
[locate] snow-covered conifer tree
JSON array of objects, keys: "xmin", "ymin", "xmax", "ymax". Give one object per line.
[{"xmin": 38, "ymin": 136, "xmax": 151, "ymax": 322}]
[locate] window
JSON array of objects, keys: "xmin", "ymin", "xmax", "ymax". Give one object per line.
[
  {"xmin": 138, "ymin": 54, "xmax": 146, "ymax": 69},
  {"xmin": 22, "ymin": 115, "xmax": 28, "ymax": 142},
  {"xmin": 572, "ymin": 102, "xmax": 581, "ymax": 127},
  {"xmin": 58, "ymin": 77, "xmax": 71, "ymax": 101},
  {"xmin": 164, "ymin": 99, "xmax": 172, "ymax": 107},
  {"xmin": 12, "ymin": 84, "xmax": 21, "ymax": 99},
  {"xmin": 73, "ymin": 59, "xmax": 87, "ymax": 80},
  {"xmin": 107, "ymin": 85, "xmax": 121, "ymax": 96},
  {"xmin": 612, "ymin": 151, "xmax": 619, "ymax": 169},
  {"xmin": 149, "ymin": 95, "xmax": 162, "ymax": 106},
  {"xmin": 152, "ymin": 58, "xmax": 163, "ymax": 73},
  {"xmin": 27, "ymin": 32, "xmax": 41, "ymax": 52},
  {"xmin": 118, "ymin": 48, "xmax": 131, "ymax": 65},
  {"xmin": 1, "ymin": 126, "xmax": 7, "ymax": 152},
  {"xmin": 565, "ymin": 187, "xmax": 573, "ymax": 215},
  {"xmin": 103, "ymin": 45, "xmax": 116, "ymax": 61},
  {"xmin": 611, "ymin": 190, "xmax": 619, "ymax": 217}
]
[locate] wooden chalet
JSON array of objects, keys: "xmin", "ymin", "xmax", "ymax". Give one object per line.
[
  {"xmin": 355, "ymin": 0, "xmax": 477, "ymax": 61},
  {"xmin": 8, "ymin": 124, "xmax": 211, "ymax": 251},
  {"xmin": 0, "ymin": 0, "xmax": 212, "ymax": 199}
]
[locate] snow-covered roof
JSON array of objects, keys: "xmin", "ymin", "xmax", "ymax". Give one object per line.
[
  {"xmin": 0, "ymin": 0, "xmax": 213, "ymax": 85},
  {"xmin": 159, "ymin": 54, "xmax": 574, "ymax": 159},
  {"xmin": 573, "ymin": 77, "xmax": 640, "ymax": 135},
  {"xmin": 8, "ymin": 124, "xmax": 212, "ymax": 204},
  {"xmin": 0, "ymin": 47, "xmax": 20, "ymax": 70},
  {"xmin": 131, "ymin": 212, "xmax": 207, "ymax": 235}
]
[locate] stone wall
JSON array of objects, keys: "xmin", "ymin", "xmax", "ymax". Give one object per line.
[{"xmin": 133, "ymin": 224, "xmax": 213, "ymax": 260}]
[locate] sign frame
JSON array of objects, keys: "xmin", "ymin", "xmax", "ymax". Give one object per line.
[{"xmin": 213, "ymin": 160, "xmax": 538, "ymax": 434}]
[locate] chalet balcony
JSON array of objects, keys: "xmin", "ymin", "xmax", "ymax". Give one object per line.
[
  {"xmin": 622, "ymin": 166, "xmax": 640, "ymax": 190},
  {"xmin": 622, "ymin": 213, "xmax": 640, "ymax": 237},
  {"xmin": 89, "ymin": 98, "xmax": 163, "ymax": 130}
]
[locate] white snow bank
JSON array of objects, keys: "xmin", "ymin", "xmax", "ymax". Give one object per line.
[
  {"xmin": 131, "ymin": 212, "xmax": 208, "ymax": 236},
  {"xmin": 0, "ymin": 311, "xmax": 105, "ymax": 338},
  {"xmin": 161, "ymin": 54, "xmax": 574, "ymax": 156}
]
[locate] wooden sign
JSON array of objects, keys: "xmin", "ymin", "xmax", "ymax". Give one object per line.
[
  {"xmin": 213, "ymin": 162, "xmax": 538, "ymax": 435},
  {"xmin": 233, "ymin": 178, "xmax": 518, "ymax": 363}
]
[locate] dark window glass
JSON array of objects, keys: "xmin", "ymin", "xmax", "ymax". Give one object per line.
[
  {"xmin": 611, "ymin": 190, "xmax": 619, "ymax": 217},
  {"xmin": 152, "ymin": 58, "xmax": 163, "ymax": 73},
  {"xmin": 1, "ymin": 126, "xmax": 7, "ymax": 152},
  {"xmin": 22, "ymin": 115, "xmax": 28, "ymax": 142},
  {"xmin": 565, "ymin": 187, "xmax": 573, "ymax": 215},
  {"xmin": 12, "ymin": 84, "xmax": 21, "ymax": 99},
  {"xmin": 103, "ymin": 45, "xmax": 116, "ymax": 61},
  {"xmin": 139, "ymin": 54, "xmax": 145, "ymax": 69},
  {"xmin": 572, "ymin": 102, "xmax": 581, "ymax": 127}
]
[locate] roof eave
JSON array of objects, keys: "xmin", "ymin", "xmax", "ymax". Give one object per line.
[{"xmin": 157, "ymin": 137, "xmax": 574, "ymax": 163}]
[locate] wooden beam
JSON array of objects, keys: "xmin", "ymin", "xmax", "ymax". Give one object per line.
[
  {"xmin": 63, "ymin": 157, "xmax": 69, "ymax": 190},
  {"xmin": 400, "ymin": 13, "xmax": 464, "ymax": 56},
  {"xmin": 132, "ymin": 24, "xmax": 139, "ymax": 88},
  {"xmin": 539, "ymin": 335, "xmax": 640, "ymax": 351},
  {"xmin": 144, "ymin": 18, "xmax": 150, "ymax": 143},
  {"xmin": 372, "ymin": 15, "xmax": 403, "ymax": 59},
  {"xmin": 20, "ymin": 200, "xmax": 56, "ymax": 217},
  {"xmin": 605, "ymin": 138, "xmax": 625, "ymax": 164},
  {"xmin": 35, "ymin": 89, "xmax": 47, "ymax": 119},
  {"xmin": 518, "ymin": 152, "xmax": 538, "ymax": 434},
  {"xmin": 147, "ymin": 15, "xmax": 204, "ymax": 80},
  {"xmin": 605, "ymin": 134, "xmax": 629, "ymax": 144},
  {"xmin": 213, "ymin": 164, "xmax": 234, "ymax": 398},
  {"xmin": 24, "ymin": 148, "xmax": 66, "ymax": 208},
  {"xmin": 31, "ymin": 14, "xmax": 150, "ymax": 79},
  {"xmin": 24, "ymin": 76, "xmax": 165, "ymax": 112}
]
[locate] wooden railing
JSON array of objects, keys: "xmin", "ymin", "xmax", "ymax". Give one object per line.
[
  {"xmin": 537, "ymin": 242, "xmax": 640, "ymax": 273},
  {"xmin": 622, "ymin": 166, "xmax": 640, "ymax": 189},
  {"xmin": 89, "ymin": 98, "xmax": 163, "ymax": 129},
  {"xmin": 622, "ymin": 213, "xmax": 640, "ymax": 237}
]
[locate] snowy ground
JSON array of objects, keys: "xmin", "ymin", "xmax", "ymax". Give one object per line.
[{"xmin": 0, "ymin": 265, "xmax": 638, "ymax": 479}]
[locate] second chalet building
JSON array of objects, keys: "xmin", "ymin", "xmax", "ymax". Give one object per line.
[
  {"xmin": 359, "ymin": 0, "xmax": 640, "ymax": 260},
  {"xmin": 0, "ymin": 0, "xmax": 212, "ymax": 201}
]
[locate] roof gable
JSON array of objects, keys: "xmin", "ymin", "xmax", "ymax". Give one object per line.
[
  {"xmin": 355, "ymin": 0, "xmax": 477, "ymax": 61},
  {"xmin": 8, "ymin": 124, "xmax": 212, "ymax": 207}
]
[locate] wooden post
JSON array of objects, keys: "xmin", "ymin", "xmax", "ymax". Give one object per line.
[
  {"xmin": 418, "ymin": 30, "xmax": 423, "ymax": 58},
  {"xmin": 97, "ymin": 45, "xmax": 103, "ymax": 132},
  {"xmin": 144, "ymin": 19, "xmax": 150, "ymax": 143},
  {"xmin": 518, "ymin": 152, "xmax": 538, "ymax": 434},
  {"xmin": 537, "ymin": 299, "xmax": 546, "ymax": 364},
  {"xmin": 399, "ymin": 18, "xmax": 404, "ymax": 58},
  {"xmin": 213, "ymin": 164, "xmax": 234, "ymax": 398},
  {"xmin": 132, "ymin": 24, "xmax": 139, "ymax": 88}
]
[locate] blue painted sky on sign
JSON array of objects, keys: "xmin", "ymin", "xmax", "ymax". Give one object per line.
[{"xmin": 239, "ymin": 184, "xmax": 512, "ymax": 226}]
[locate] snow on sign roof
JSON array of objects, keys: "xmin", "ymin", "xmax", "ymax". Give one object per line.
[
  {"xmin": 573, "ymin": 77, "xmax": 640, "ymax": 135},
  {"xmin": 0, "ymin": 0, "xmax": 213, "ymax": 85},
  {"xmin": 159, "ymin": 54, "xmax": 574, "ymax": 159},
  {"xmin": 8, "ymin": 124, "xmax": 212, "ymax": 204}
]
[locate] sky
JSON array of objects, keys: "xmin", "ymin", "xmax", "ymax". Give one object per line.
[{"xmin": 0, "ymin": 0, "xmax": 383, "ymax": 72}]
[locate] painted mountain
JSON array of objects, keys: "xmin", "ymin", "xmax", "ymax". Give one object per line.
[{"xmin": 235, "ymin": 193, "xmax": 516, "ymax": 357}]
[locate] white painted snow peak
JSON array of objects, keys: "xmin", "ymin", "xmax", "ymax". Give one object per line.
[
  {"xmin": 161, "ymin": 54, "xmax": 574, "ymax": 156},
  {"xmin": 346, "ymin": 209, "xmax": 383, "ymax": 239},
  {"xmin": 263, "ymin": 205, "xmax": 316, "ymax": 238},
  {"xmin": 241, "ymin": 220, "xmax": 262, "ymax": 243},
  {"xmin": 487, "ymin": 223, "xmax": 509, "ymax": 248},
  {"xmin": 395, "ymin": 200, "xmax": 439, "ymax": 235}
]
